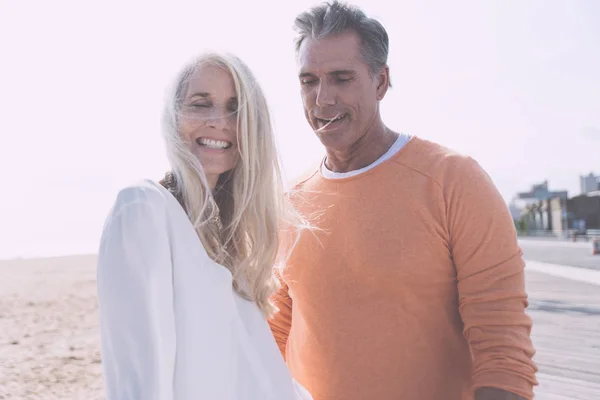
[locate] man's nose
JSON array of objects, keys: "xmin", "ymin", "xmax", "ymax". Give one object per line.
[{"xmin": 316, "ymin": 83, "xmax": 336, "ymax": 107}]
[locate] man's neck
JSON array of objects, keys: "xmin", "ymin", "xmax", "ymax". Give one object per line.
[{"xmin": 324, "ymin": 123, "xmax": 399, "ymax": 173}]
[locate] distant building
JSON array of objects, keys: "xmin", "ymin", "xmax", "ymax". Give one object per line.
[
  {"xmin": 516, "ymin": 180, "xmax": 568, "ymax": 201},
  {"xmin": 580, "ymin": 172, "xmax": 600, "ymax": 195},
  {"xmin": 567, "ymin": 191, "xmax": 600, "ymax": 230},
  {"xmin": 510, "ymin": 181, "xmax": 568, "ymax": 226},
  {"xmin": 511, "ymin": 180, "xmax": 572, "ymax": 235}
]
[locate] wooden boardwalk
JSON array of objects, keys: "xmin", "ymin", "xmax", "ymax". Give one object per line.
[{"xmin": 526, "ymin": 270, "xmax": 600, "ymax": 399}]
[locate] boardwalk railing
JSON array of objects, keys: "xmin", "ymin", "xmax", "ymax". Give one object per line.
[{"xmin": 519, "ymin": 229, "xmax": 600, "ymax": 240}]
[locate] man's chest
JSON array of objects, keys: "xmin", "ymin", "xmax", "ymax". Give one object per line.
[{"xmin": 283, "ymin": 197, "xmax": 457, "ymax": 308}]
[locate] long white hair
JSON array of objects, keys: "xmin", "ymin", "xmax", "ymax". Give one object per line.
[{"xmin": 161, "ymin": 52, "xmax": 306, "ymax": 316}]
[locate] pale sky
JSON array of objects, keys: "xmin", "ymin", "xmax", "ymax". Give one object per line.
[{"xmin": 1, "ymin": 0, "xmax": 599, "ymax": 259}]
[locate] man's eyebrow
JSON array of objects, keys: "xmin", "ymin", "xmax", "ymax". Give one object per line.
[
  {"xmin": 299, "ymin": 70, "xmax": 356, "ymax": 78},
  {"xmin": 329, "ymin": 69, "xmax": 355, "ymax": 76}
]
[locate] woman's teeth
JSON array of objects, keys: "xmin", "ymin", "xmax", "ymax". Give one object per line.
[{"xmin": 197, "ymin": 138, "xmax": 231, "ymax": 149}]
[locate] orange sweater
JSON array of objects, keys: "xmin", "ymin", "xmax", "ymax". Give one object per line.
[{"xmin": 269, "ymin": 137, "xmax": 537, "ymax": 400}]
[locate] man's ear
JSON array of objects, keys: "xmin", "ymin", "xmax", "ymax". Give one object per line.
[{"xmin": 376, "ymin": 65, "xmax": 390, "ymax": 100}]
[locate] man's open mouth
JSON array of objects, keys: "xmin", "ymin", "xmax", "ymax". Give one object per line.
[{"xmin": 315, "ymin": 114, "xmax": 346, "ymax": 131}]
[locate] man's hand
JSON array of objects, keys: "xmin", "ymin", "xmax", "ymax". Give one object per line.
[{"xmin": 475, "ymin": 387, "xmax": 528, "ymax": 400}]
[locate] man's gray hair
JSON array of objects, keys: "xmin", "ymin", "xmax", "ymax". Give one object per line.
[{"xmin": 293, "ymin": 0, "xmax": 391, "ymax": 86}]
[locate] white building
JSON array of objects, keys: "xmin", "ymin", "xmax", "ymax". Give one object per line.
[{"xmin": 580, "ymin": 172, "xmax": 600, "ymax": 194}]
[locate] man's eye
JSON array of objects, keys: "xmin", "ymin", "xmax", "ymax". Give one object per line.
[
  {"xmin": 191, "ymin": 104, "xmax": 209, "ymax": 108},
  {"xmin": 301, "ymin": 79, "xmax": 316, "ymax": 86}
]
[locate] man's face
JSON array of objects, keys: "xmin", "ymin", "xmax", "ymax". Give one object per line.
[{"xmin": 297, "ymin": 30, "xmax": 388, "ymax": 150}]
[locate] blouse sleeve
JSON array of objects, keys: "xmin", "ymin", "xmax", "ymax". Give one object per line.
[{"xmin": 96, "ymin": 187, "xmax": 177, "ymax": 400}]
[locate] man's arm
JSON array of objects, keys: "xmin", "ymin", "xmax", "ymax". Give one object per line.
[
  {"xmin": 268, "ymin": 269, "xmax": 293, "ymax": 359},
  {"xmin": 444, "ymin": 156, "xmax": 538, "ymax": 400}
]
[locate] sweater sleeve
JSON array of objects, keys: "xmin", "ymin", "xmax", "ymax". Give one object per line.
[
  {"xmin": 444, "ymin": 157, "xmax": 538, "ymax": 399},
  {"xmin": 96, "ymin": 188, "xmax": 177, "ymax": 400},
  {"xmin": 268, "ymin": 269, "xmax": 293, "ymax": 360}
]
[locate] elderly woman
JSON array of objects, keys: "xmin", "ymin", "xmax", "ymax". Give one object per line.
[{"xmin": 96, "ymin": 52, "xmax": 312, "ymax": 400}]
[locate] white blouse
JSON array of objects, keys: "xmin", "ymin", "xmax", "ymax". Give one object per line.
[{"xmin": 96, "ymin": 180, "xmax": 312, "ymax": 400}]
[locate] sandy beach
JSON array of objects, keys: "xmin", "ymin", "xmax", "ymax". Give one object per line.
[
  {"xmin": 0, "ymin": 255, "xmax": 103, "ymax": 400},
  {"xmin": 1, "ymin": 254, "xmax": 599, "ymax": 399}
]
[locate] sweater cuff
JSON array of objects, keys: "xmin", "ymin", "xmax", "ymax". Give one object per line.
[{"xmin": 472, "ymin": 370, "xmax": 537, "ymax": 399}]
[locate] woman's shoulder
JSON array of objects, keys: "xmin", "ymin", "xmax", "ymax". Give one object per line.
[{"xmin": 109, "ymin": 179, "xmax": 172, "ymax": 217}]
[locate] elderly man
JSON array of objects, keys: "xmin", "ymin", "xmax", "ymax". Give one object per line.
[{"xmin": 269, "ymin": 1, "xmax": 538, "ymax": 399}]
